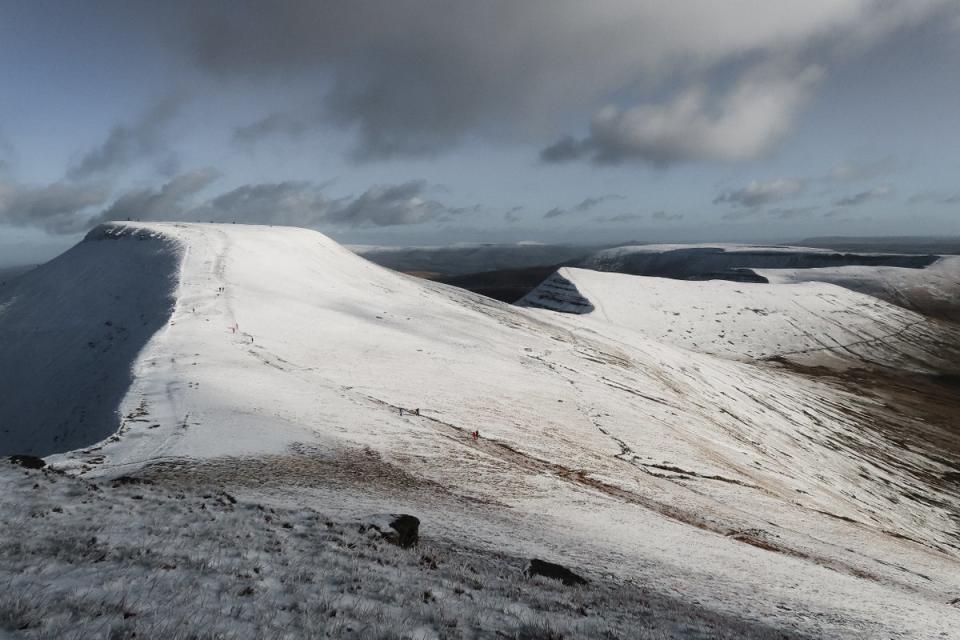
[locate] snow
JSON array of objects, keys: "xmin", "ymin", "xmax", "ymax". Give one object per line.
[
  {"xmin": 2, "ymin": 222, "xmax": 959, "ymax": 638},
  {"xmin": 517, "ymin": 266, "xmax": 960, "ymax": 372},
  {"xmin": 758, "ymin": 255, "xmax": 960, "ymax": 323},
  {"xmin": 0, "ymin": 224, "xmax": 180, "ymax": 455}
]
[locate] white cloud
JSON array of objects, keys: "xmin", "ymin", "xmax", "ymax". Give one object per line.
[{"xmin": 544, "ymin": 65, "xmax": 824, "ymax": 165}]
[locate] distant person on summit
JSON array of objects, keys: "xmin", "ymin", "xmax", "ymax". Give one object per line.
[{"xmin": 471, "ymin": 430, "xmax": 479, "ymax": 441}]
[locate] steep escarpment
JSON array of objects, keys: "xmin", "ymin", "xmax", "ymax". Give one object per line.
[{"xmin": 0, "ymin": 224, "xmax": 181, "ymax": 455}]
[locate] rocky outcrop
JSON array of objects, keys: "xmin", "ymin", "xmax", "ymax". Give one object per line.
[
  {"xmin": 361, "ymin": 513, "xmax": 420, "ymax": 548},
  {"xmin": 9, "ymin": 454, "xmax": 46, "ymax": 469},
  {"xmin": 525, "ymin": 558, "xmax": 588, "ymax": 586}
]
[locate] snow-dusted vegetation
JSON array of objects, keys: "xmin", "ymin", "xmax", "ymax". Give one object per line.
[{"xmin": 0, "ymin": 462, "xmax": 798, "ymax": 640}]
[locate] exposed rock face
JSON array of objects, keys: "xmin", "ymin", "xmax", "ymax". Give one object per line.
[
  {"xmin": 9, "ymin": 455, "xmax": 46, "ymax": 469},
  {"xmin": 362, "ymin": 513, "xmax": 420, "ymax": 548},
  {"xmin": 525, "ymin": 558, "xmax": 588, "ymax": 586}
]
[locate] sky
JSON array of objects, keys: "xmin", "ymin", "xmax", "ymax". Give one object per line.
[{"xmin": 1, "ymin": 1, "xmax": 959, "ymax": 265}]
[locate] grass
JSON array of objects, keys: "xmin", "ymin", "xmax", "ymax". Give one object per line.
[{"xmin": 0, "ymin": 462, "xmax": 806, "ymax": 639}]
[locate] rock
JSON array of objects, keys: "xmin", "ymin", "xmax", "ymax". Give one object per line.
[
  {"xmin": 110, "ymin": 475, "xmax": 154, "ymax": 487},
  {"xmin": 525, "ymin": 558, "xmax": 588, "ymax": 586},
  {"xmin": 362, "ymin": 513, "xmax": 420, "ymax": 548},
  {"xmin": 9, "ymin": 455, "xmax": 46, "ymax": 469}
]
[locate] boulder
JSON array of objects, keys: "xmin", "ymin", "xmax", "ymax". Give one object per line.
[
  {"xmin": 525, "ymin": 558, "xmax": 588, "ymax": 586},
  {"xmin": 9, "ymin": 455, "xmax": 46, "ymax": 469},
  {"xmin": 361, "ymin": 513, "xmax": 420, "ymax": 548}
]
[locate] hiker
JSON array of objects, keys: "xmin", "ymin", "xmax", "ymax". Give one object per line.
[
  {"xmin": 399, "ymin": 408, "xmax": 404, "ymax": 416},
  {"xmin": 414, "ymin": 408, "xmax": 420, "ymax": 416},
  {"xmin": 471, "ymin": 430, "xmax": 479, "ymax": 441}
]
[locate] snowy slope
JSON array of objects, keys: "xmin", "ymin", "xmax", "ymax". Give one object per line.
[
  {"xmin": 4, "ymin": 222, "xmax": 960, "ymax": 638},
  {"xmin": 0, "ymin": 225, "xmax": 180, "ymax": 455},
  {"xmin": 518, "ymin": 267, "xmax": 960, "ymax": 371},
  {"xmin": 758, "ymin": 255, "xmax": 960, "ymax": 323}
]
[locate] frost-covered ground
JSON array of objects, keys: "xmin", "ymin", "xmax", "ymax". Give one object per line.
[
  {"xmin": 2, "ymin": 222, "xmax": 960, "ymax": 638},
  {"xmin": 0, "ymin": 462, "xmax": 802, "ymax": 640}
]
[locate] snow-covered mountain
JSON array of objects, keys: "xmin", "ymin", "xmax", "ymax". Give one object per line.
[
  {"xmin": 577, "ymin": 243, "xmax": 938, "ymax": 278},
  {"xmin": 574, "ymin": 243, "xmax": 960, "ymax": 322},
  {"xmin": 518, "ymin": 266, "xmax": 960, "ymax": 371},
  {"xmin": 2, "ymin": 222, "xmax": 960, "ymax": 638},
  {"xmin": 758, "ymin": 256, "xmax": 960, "ymax": 324}
]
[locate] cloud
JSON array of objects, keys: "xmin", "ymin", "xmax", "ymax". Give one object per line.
[
  {"xmin": 595, "ymin": 212, "xmax": 645, "ymax": 224},
  {"xmin": 721, "ymin": 208, "xmax": 763, "ymax": 221},
  {"xmin": 92, "ymin": 168, "xmax": 221, "ymax": 225},
  {"xmin": 504, "ymin": 206, "xmax": 524, "ymax": 223},
  {"xmin": 541, "ymin": 64, "xmax": 824, "ymax": 166},
  {"xmin": 3, "ymin": 170, "xmax": 460, "ymax": 235},
  {"xmin": 907, "ymin": 190, "xmax": 960, "ymax": 205},
  {"xmin": 0, "ymin": 130, "xmax": 14, "ymax": 173},
  {"xmin": 714, "ymin": 179, "xmax": 806, "ymax": 208},
  {"xmin": 540, "ymin": 137, "xmax": 587, "ymax": 164},
  {"xmin": 326, "ymin": 181, "xmax": 452, "ymax": 226},
  {"xmin": 67, "ymin": 94, "xmax": 184, "ymax": 179},
  {"xmin": 192, "ymin": 182, "xmax": 329, "ymax": 226},
  {"xmin": 140, "ymin": 176, "xmax": 455, "ymax": 228},
  {"xmin": 574, "ymin": 195, "xmax": 625, "ymax": 212},
  {"xmin": 544, "ymin": 194, "xmax": 625, "ymax": 218},
  {"xmin": 769, "ymin": 206, "xmax": 817, "ymax": 219},
  {"xmin": 233, "ymin": 113, "xmax": 313, "ymax": 145},
  {"xmin": 138, "ymin": 1, "xmax": 957, "ymax": 161},
  {"xmin": 652, "ymin": 210, "xmax": 684, "ymax": 221},
  {"xmin": 722, "ymin": 203, "xmax": 818, "ymax": 221},
  {"xmin": 0, "ymin": 180, "xmax": 111, "ymax": 233},
  {"xmin": 834, "ymin": 184, "xmax": 894, "ymax": 207},
  {"xmin": 828, "ymin": 157, "xmax": 897, "ymax": 182}
]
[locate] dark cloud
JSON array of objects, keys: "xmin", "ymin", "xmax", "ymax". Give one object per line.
[
  {"xmin": 67, "ymin": 94, "xmax": 184, "ymax": 179},
  {"xmin": 142, "ymin": 176, "xmax": 454, "ymax": 228},
  {"xmin": 834, "ymin": 184, "xmax": 894, "ymax": 207},
  {"xmin": 4, "ymin": 169, "xmax": 459, "ymax": 234},
  {"xmin": 134, "ymin": 1, "xmax": 958, "ymax": 163},
  {"xmin": 544, "ymin": 195, "xmax": 625, "ymax": 219},
  {"xmin": 195, "ymin": 182, "xmax": 328, "ymax": 225},
  {"xmin": 574, "ymin": 195, "xmax": 624, "ymax": 212},
  {"xmin": 504, "ymin": 206, "xmax": 524, "ymax": 223},
  {"xmin": 92, "ymin": 168, "xmax": 221, "ymax": 225},
  {"xmin": 539, "ymin": 137, "xmax": 588, "ymax": 164},
  {"xmin": 326, "ymin": 181, "xmax": 450, "ymax": 226},
  {"xmin": 595, "ymin": 212, "xmax": 644, "ymax": 224},
  {"xmin": 714, "ymin": 179, "xmax": 805, "ymax": 208},
  {"xmin": 0, "ymin": 180, "xmax": 110, "ymax": 233}
]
